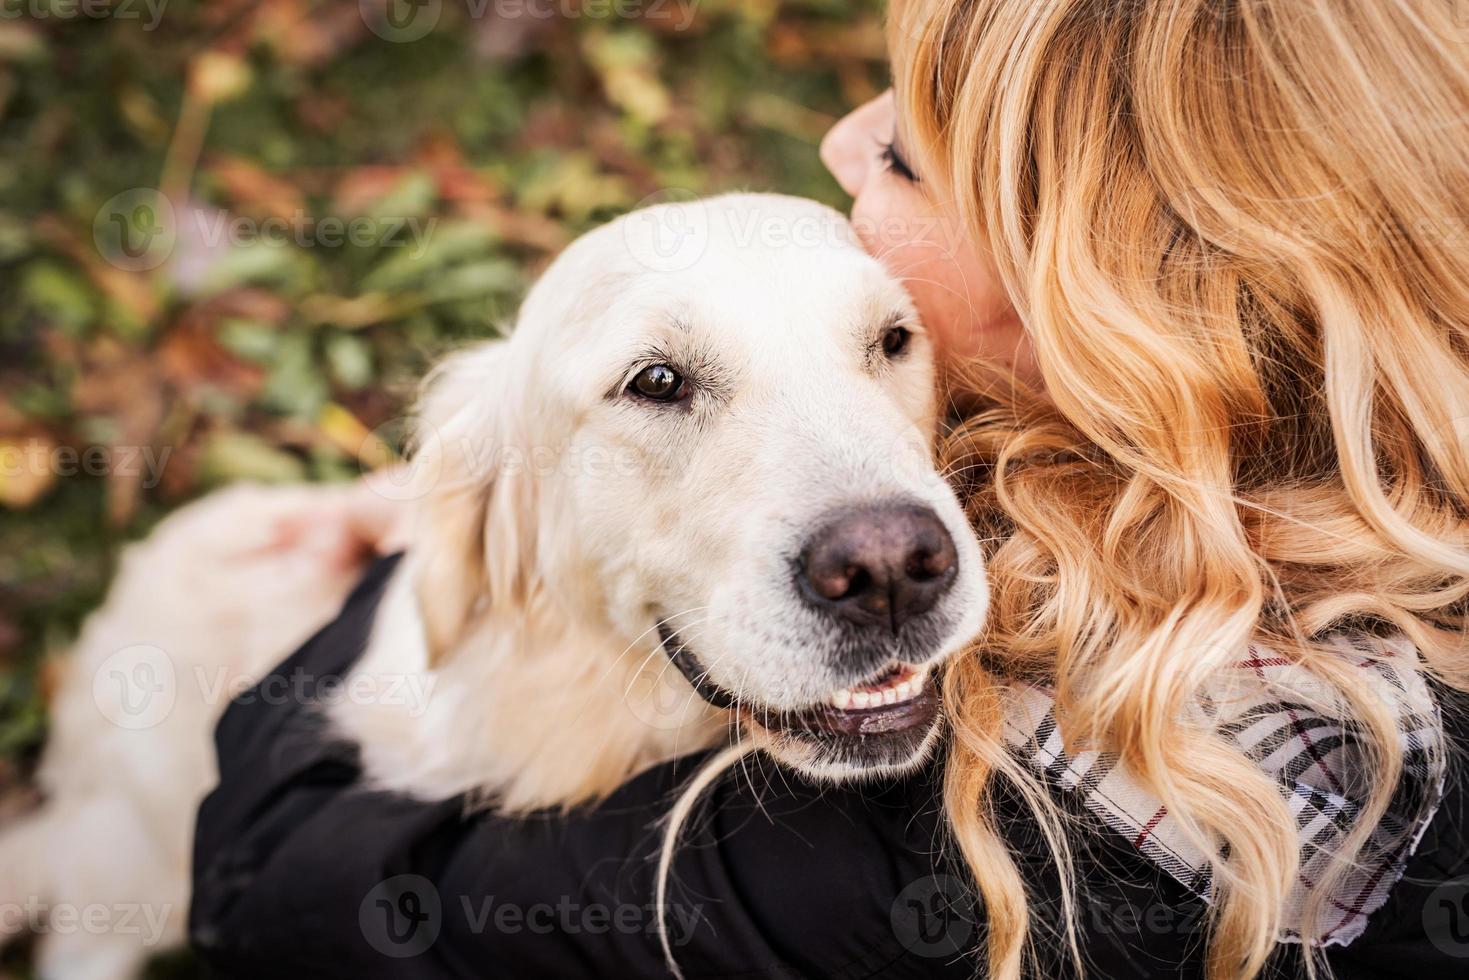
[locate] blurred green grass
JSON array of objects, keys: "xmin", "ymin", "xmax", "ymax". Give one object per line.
[{"xmin": 0, "ymin": 0, "xmax": 887, "ymax": 970}]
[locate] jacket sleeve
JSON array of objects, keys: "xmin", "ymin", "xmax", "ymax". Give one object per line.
[
  {"xmin": 1319, "ymin": 690, "xmax": 1469, "ymax": 979},
  {"xmin": 187, "ymin": 557, "xmax": 989, "ymax": 979}
]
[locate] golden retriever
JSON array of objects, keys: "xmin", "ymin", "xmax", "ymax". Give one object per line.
[{"xmin": 1, "ymin": 194, "xmax": 987, "ymax": 978}]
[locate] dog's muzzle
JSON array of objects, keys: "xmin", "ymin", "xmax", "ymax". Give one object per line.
[{"xmin": 653, "ymin": 618, "xmax": 943, "ymax": 743}]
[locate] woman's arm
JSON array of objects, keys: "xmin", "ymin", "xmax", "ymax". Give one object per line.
[
  {"xmin": 191, "ymin": 740, "xmax": 977, "ymax": 979},
  {"xmin": 190, "ymin": 557, "xmax": 995, "ymax": 978},
  {"xmin": 186, "ymin": 556, "xmax": 1283, "ymax": 980},
  {"xmin": 187, "ymin": 556, "xmax": 988, "ymax": 978}
]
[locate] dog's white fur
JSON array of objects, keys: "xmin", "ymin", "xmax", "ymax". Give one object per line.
[
  {"xmin": 338, "ymin": 194, "xmax": 984, "ymax": 805},
  {"xmin": 1, "ymin": 194, "xmax": 985, "ymax": 978}
]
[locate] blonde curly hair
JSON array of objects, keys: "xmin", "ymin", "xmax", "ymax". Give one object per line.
[{"xmin": 888, "ymin": 0, "xmax": 1469, "ymax": 976}]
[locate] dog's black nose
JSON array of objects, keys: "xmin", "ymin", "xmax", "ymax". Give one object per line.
[{"xmin": 798, "ymin": 503, "xmax": 958, "ymax": 632}]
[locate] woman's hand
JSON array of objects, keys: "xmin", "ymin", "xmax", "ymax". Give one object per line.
[{"xmin": 260, "ymin": 468, "xmax": 413, "ymax": 569}]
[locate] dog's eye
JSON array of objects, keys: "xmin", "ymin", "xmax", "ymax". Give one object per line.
[
  {"xmin": 629, "ymin": 364, "xmax": 687, "ymax": 402},
  {"xmin": 880, "ymin": 325, "xmax": 913, "ymax": 358}
]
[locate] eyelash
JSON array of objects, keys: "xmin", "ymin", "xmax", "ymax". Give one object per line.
[{"xmin": 879, "ymin": 140, "xmax": 918, "ymax": 182}]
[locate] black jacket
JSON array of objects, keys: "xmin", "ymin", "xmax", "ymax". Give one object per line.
[{"xmin": 190, "ymin": 556, "xmax": 1469, "ymax": 978}]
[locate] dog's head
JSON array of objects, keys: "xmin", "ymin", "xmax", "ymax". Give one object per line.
[{"xmin": 410, "ymin": 193, "xmax": 986, "ymax": 781}]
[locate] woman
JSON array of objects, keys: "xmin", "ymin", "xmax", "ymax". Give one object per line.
[{"xmin": 190, "ymin": 0, "xmax": 1469, "ymax": 976}]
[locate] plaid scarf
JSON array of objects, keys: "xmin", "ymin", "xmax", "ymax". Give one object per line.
[{"xmin": 1002, "ymin": 633, "xmax": 1445, "ymax": 947}]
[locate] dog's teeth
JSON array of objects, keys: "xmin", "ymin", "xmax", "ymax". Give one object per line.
[{"xmin": 826, "ymin": 663, "xmax": 935, "ymax": 711}]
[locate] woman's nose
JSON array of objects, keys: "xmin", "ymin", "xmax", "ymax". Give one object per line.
[
  {"xmin": 820, "ymin": 90, "xmax": 894, "ymax": 198},
  {"xmin": 820, "ymin": 113, "xmax": 869, "ymax": 198}
]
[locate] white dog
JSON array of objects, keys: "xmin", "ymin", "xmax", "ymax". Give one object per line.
[{"xmin": 1, "ymin": 194, "xmax": 987, "ymax": 978}]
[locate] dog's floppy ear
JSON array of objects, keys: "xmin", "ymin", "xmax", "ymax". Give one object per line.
[{"xmin": 409, "ymin": 340, "xmax": 538, "ymax": 666}]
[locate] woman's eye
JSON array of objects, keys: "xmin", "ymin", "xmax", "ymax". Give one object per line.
[
  {"xmin": 880, "ymin": 325, "xmax": 913, "ymax": 358},
  {"xmin": 879, "ymin": 140, "xmax": 919, "ymax": 183},
  {"xmin": 629, "ymin": 364, "xmax": 687, "ymax": 402}
]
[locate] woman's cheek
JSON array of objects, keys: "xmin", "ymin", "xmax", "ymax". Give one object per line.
[
  {"xmin": 853, "ymin": 218, "xmax": 982, "ymax": 359},
  {"xmin": 905, "ymin": 254, "xmax": 991, "ymax": 361},
  {"xmin": 847, "ymin": 182, "xmax": 1034, "ymax": 377},
  {"xmin": 850, "ymin": 187, "xmax": 951, "ymax": 311}
]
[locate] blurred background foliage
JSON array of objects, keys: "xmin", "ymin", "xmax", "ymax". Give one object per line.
[{"xmin": 0, "ymin": 0, "xmax": 888, "ymax": 970}]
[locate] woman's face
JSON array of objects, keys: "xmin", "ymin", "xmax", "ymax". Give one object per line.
[{"xmin": 820, "ymin": 90, "xmax": 1039, "ymax": 388}]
